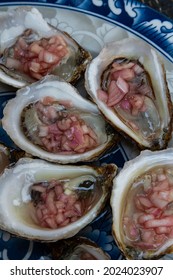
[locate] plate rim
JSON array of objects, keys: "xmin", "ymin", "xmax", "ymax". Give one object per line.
[
  {"xmin": 0, "ymin": 1, "xmax": 173, "ymax": 62},
  {"xmin": 0, "ymin": 0, "xmax": 172, "ymax": 260}
]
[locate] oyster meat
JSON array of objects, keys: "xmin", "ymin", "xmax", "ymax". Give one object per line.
[
  {"xmin": 0, "ymin": 158, "xmax": 117, "ymax": 241},
  {"xmin": 48, "ymin": 236, "xmax": 110, "ymax": 259},
  {"xmin": 111, "ymin": 148, "xmax": 173, "ymax": 259},
  {"xmin": 2, "ymin": 75, "xmax": 117, "ymax": 163},
  {"xmin": 85, "ymin": 38, "xmax": 172, "ymax": 150},
  {"xmin": 0, "ymin": 7, "xmax": 91, "ymax": 88}
]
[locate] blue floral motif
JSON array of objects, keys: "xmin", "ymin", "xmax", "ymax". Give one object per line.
[
  {"xmin": 0, "ymin": 0, "xmax": 172, "ymax": 60},
  {"xmin": 78, "ymin": 207, "xmax": 122, "ymax": 259},
  {"xmin": 0, "ymin": 231, "xmax": 45, "ymax": 260}
]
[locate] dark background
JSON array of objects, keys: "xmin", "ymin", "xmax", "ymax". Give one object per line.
[{"xmin": 139, "ymin": 0, "xmax": 173, "ymax": 18}]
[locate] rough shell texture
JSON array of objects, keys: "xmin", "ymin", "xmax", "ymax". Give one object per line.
[
  {"xmin": 0, "ymin": 143, "xmax": 27, "ymax": 174},
  {"xmin": 0, "ymin": 143, "xmax": 9, "ymax": 174},
  {"xmin": 47, "ymin": 236, "xmax": 110, "ymax": 259},
  {"xmin": 0, "ymin": 158, "xmax": 117, "ymax": 242}
]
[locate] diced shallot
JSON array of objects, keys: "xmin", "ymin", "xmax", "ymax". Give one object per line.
[
  {"xmin": 145, "ymin": 216, "xmax": 173, "ymax": 228},
  {"xmin": 32, "ymin": 99, "xmax": 99, "ymax": 154},
  {"xmin": 31, "ymin": 180, "xmax": 88, "ymax": 229},
  {"xmin": 97, "ymin": 89, "xmax": 108, "ymax": 103},
  {"xmin": 123, "ymin": 167, "xmax": 173, "ymax": 252},
  {"xmin": 107, "ymin": 80, "xmax": 127, "ymax": 107},
  {"xmin": 6, "ymin": 34, "xmax": 69, "ymax": 80},
  {"xmin": 116, "ymin": 76, "xmax": 129, "ymax": 93}
]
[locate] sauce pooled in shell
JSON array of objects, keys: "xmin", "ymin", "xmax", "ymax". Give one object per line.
[{"xmin": 123, "ymin": 166, "xmax": 173, "ymax": 252}]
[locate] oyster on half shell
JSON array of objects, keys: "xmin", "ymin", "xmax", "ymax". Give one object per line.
[
  {"xmin": 85, "ymin": 38, "xmax": 172, "ymax": 150},
  {"xmin": 0, "ymin": 158, "xmax": 117, "ymax": 241},
  {"xmin": 0, "ymin": 7, "xmax": 91, "ymax": 88},
  {"xmin": 111, "ymin": 148, "xmax": 173, "ymax": 259},
  {"xmin": 2, "ymin": 75, "xmax": 118, "ymax": 163}
]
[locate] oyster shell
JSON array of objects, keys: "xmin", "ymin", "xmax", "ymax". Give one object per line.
[
  {"xmin": 0, "ymin": 158, "xmax": 117, "ymax": 241},
  {"xmin": 111, "ymin": 148, "xmax": 173, "ymax": 259},
  {"xmin": 0, "ymin": 143, "xmax": 10, "ymax": 174},
  {"xmin": 2, "ymin": 75, "xmax": 117, "ymax": 163},
  {"xmin": 85, "ymin": 38, "xmax": 172, "ymax": 150},
  {"xmin": 0, "ymin": 143, "xmax": 27, "ymax": 174},
  {"xmin": 48, "ymin": 236, "xmax": 110, "ymax": 259},
  {"xmin": 0, "ymin": 7, "xmax": 91, "ymax": 88}
]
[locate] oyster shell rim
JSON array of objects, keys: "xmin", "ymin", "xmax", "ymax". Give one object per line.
[
  {"xmin": 0, "ymin": 157, "xmax": 117, "ymax": 242},
  {"xmin": 2, "ymin": 75, "xmax": 118, "ymax": 164},
  {"xmin": 48, "ymin": 236, "xmax": 111, "ymax": 260},
  {"xmin": 85, "ymin": 38, "xmax": 173, "ymax": 150},
  {"xmin": 0, "ymin": 6, "xmax": 92, "ymax": 88},
  {"xmin": 110, "ymin": 148, "xmax": 173, "ymax": 259}
]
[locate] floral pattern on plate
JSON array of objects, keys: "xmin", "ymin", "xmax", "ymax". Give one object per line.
[{"xmin": 0, "ymin": 0, "xmax": 173, "ymax": 260}]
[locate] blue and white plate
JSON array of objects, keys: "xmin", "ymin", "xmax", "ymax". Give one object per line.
[{"xmin": 0, "ymin": 0, "xmax": 173, "ymax": 260}]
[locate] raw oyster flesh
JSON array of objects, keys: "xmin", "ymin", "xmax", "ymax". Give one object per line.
[
  {"xmin": 111, "ymin": 148, "xmax": 173, "ymax": 259},
  {"xmin": 2, "ymin": 75, "xmax": 117, "ymax": 163},
  {"xmin": 0, "ymin": 158, "xmax": 117, "ymax": 241},
  {"xmin": 0, "ymin": 6, "xmax": 91, "ymax": 88},
  {"xmin": 47, "ymin": 236, "xmax": 110, "ymax": 259},
  {"xmin": 85, "ymin": 38, "xmax": 172, "ymax": 150}
]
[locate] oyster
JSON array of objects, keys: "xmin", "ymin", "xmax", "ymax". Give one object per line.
[
  {"xmin": 2, "ymin": 75, "xmax": 117, "ymax": 163},
  {"xmin": 111, "ymin": 148, "xmax": 173, "ymax": 259},
  {"xmin": 48, "ymin": 236, "xmax": 110, "ymax": 259},
  {"xmin": 0, "ymin": 157, "xmax": 117, "ymax": 241},
  {"xmin": 0, "ymin": 7, "xmax": 91, "ymax": 88},
  {"xmin": 85, "ymin": 38, "xmax": 172, "ymax": 150}
]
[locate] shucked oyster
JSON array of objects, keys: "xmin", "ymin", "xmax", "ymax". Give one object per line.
[
  {"xmin": 48, "ymin": 236, "xmax": 110, "ymax": 260},
  {"xmin": 0, "ymin": 158, "xmax": 117, "ymax": 241},
  {"xmin": 85, "ymin": 38, "xmax": 172, "ymax": 150},
  {"xmin": 0, "ymin": 7, "xmax": 91, "ymax": 88},
  {"xmin": 2, "ymin": 75, "xmax": 117, "ymax": 163},
  {"xmin": 111, "ymin": 148, "xmax": 173, "ymax": 259}
]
